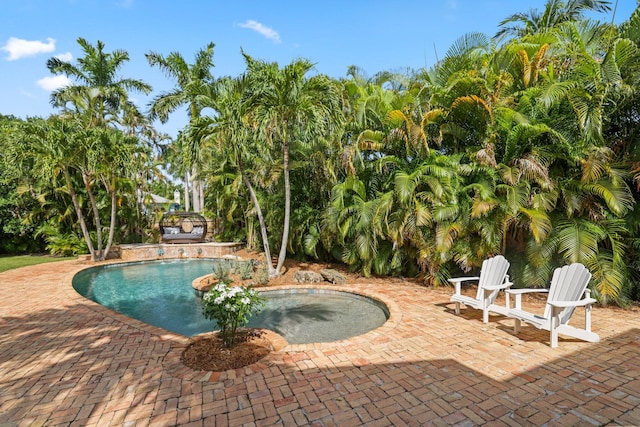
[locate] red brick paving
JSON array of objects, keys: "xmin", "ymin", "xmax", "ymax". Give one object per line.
[{"xmin": 1, "ymin": 259, "xmax": 640, "ymax": 426}]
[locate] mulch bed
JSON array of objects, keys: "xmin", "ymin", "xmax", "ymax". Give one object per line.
[{"xmin": 181, "ymin": 329, "xmax": 272, "ymax": 371}]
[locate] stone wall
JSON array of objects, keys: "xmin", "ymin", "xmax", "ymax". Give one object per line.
[{"xmin": 115, "ymin": 242, "xmax": 243, "ymax": 261}]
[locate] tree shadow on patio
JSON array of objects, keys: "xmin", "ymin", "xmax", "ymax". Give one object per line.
[{"xmin": 2, "ymin": 266, "xmax": 640, "ymax": 425}]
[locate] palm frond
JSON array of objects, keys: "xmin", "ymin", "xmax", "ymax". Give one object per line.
[
  {"xmin": 586, "ymin": 251, "xmax": 625, "ymax": 303},
  {"xmin": 556, "ymin": 219, "xmax": 605, "ymax": 264},
  {"xmin": 519, "ymin": 207, "xmax": 552, "ymax": 243},
  {"xmin": 582, "ymin": 180, "xmax": 634, "ymax": 217}
]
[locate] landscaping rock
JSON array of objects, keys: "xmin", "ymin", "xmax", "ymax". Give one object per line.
[
  {"xmin": 294, "ymin": 270, "xmax": 323, "ymax": 284},
  {"xmin": 320, "ymin": 269, "xmax": 347, "ymax": 285}
]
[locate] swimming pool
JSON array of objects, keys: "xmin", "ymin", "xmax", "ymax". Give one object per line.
[{"xmin": 72, "ymin": 259, "xmax": 389, "ymax": 344}]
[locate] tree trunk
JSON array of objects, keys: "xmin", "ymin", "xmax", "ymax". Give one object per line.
[
  {"xmin": 83, "ymin": 172, "xmax": 104, "ymax": 260},
  {"xmin": 239, "ymin": 156, "xmax": 276, "ymax": 276},
  {"xmin": 199, "ymin": 179, "xmax": 205, "ymax": 212},
  {"xmin": 184, "ymin": 171, "xmax": 190, "ymax": 211},
  {"xmin": 275, "ymin": 140, "xmax": 291, "ymax": 275},
  {"xmin": 64, "ymin": 169, "xmax": 96, "ymax": 261},
  {"xmin": 103, "ymin": 177, "xmax": 117, "ymax": 261},
  {"xmin": 191, "ymin": 167, "xmax": 200, "ymax": 212}
]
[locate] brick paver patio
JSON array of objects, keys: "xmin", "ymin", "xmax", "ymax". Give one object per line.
[{"xmin": 1, "ymin": 258, "xmax": 639, "ymax": 426}]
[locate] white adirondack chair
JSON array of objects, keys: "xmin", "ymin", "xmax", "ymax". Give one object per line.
[
  {"xmin": 505, "ymin": 263, "xmax": 600, "ymax": 348},
  {"xmin": 449, "ymin": 255, "xmax": 512, "ymax": 323}
]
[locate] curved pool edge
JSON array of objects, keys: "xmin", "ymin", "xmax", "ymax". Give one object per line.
[
  {"xmin": 64, "ymin": 260, "xmax": 403, "ymax": 353},
  {"xmin": 62, "ymin": 259, "xmax": 193, "ymax": 345},
  {"xmin": 246, "ymin": 283, "xmax": 402, "ymax": 352}
]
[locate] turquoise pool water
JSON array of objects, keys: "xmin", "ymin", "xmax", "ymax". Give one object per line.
[{"xmin": 72, "ymin": 259, "xmax": 389, "ymax": 344}]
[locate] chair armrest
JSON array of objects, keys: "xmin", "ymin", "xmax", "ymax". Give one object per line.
[
  {"xmin": 506, "ymin": 288, "xmax": 548, "ymax": 310},
  {"xmin": 449, "ymin": 276, "xmax": 480, "ymax": 296},
  {"xmin": 448, "ymin": 276, "xmax": 480, "ymax": 284},
  {"xmin": 506, "ymin": 288, "xmax": 549, "ymax": 295},
  {"xmin": 549, "ymin": 298, "xmax": 597, "ymax": 308},
  {"xmin": 484, "ymin": 280, "xmax": 513, "ymax": 291}
]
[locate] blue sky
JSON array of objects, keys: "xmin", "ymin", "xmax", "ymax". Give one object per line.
[{"xmin": 1, "ymin": 0, "xmax": 636, "ymax": 138}]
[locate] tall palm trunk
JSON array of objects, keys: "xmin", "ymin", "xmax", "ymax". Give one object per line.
[
  {"xmin": 192, "ymin": 166, "xmax": 201, "ymax": 212},
  {"xmin": 104, "ymin": 184, "xmax": 117, "ymax": 260},
  {"xmin": 189, "ymin": 102, "xmax": 202, "ymax": 213},
  {"xmin": 238, "ymin": 155, "xmax": 276, "ymax": 276},
  {"xmin": 82, "ymin": 172, "xmax": 104, "ymax": 259},
  {"xmin": 64, "ymin": 169, "xmax": 96, "ymax": 260},
  {"xmin": 101, "ymin": 173, "xmax": 118, "ymax": 261},
  {"xmin": 275, "ymin": 140, "xmax": 291, "ymax": 274},
  {"xmin": 184, "ymin": 171, "xmax": 190, "ymax": 211},
  {"xmin": 199, "ymin": 181, "xmax": 205, "ymax": 212}
]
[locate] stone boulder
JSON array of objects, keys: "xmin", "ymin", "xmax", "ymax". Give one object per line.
[
  {"xmin": 320, "ymin": 269, "xmax": 347, "ymax": 285},
  {"xmin": 294, "ymin": 270, "xmax": 323, "ymax": 284}
]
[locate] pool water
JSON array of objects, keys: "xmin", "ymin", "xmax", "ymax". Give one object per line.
[
  {"xmin": 72, "ymin": 259, "xmax": 388, "ymax": 344},
  {"xmin": 249, "ymin": 290, "xmax": 388, "ymax": 344}
]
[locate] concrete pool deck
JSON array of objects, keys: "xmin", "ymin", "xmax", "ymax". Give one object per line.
[{"xmin": 1, "ymin": 258, "xmax": 640, "ymax": 426}]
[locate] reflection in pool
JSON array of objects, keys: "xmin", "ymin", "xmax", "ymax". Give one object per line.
[{"xmin": 72, "ymin": 259, "xmax": 388, "ymax": 344}]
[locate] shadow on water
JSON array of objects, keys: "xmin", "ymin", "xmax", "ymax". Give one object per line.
[
  {"xmin": 249, "ymin": 303, "xmax": 337, "ymax": 343},
  {"xmin": 248, "ymin": 295, "xmax": 388, "ymax": 344},
  {"xmin": 254, "ymin": 303, "xmax": 337, "ymax": 324}
]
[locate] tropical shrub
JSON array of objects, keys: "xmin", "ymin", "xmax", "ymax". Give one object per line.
[
  {"xmin": 34, "ymin": 223, "xmax": 88, "ymax": 256},
  {"xmin": 211, "ymin": 260, "xmax": 232, "ymax": 282},
  {"xmin": 201, "ymin": 283, "xmax": 265, "ymax": 348}
]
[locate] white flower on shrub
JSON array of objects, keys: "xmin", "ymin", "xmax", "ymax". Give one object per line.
[{"xmin": 201, "ymin": 282, "xmax": 265, "ymax": 348}]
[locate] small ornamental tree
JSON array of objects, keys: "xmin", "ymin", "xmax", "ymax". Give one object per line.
[{"xmin": 201, "ymin": 282, "xmax": 265, "ymax": 348}]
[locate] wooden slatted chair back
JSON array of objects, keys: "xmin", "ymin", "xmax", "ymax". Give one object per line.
[
  {"xmin": 543, "ymin": 263, "xmax": 592, "ymax": 324},
  {"xmin": 475, "ymin": 255, "xmax": 510, "ymax": 300}
]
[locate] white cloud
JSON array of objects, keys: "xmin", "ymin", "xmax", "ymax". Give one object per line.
[
  {"xmin": 239, "ymin": 20, "xmax": 281, "ymax": 44},
  {"xmin": 36, "ymin": 75, "xmax": 71, "ymax": 91},
  {"xmin": 55, "ymin": 52, "xmax": 73, "ymax": 62},
  {"xmin": 2, "ymin": 37, "xmax": 56, "ymax": 61}
]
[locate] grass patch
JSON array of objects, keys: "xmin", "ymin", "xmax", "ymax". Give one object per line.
[{"xmin": 0, "ymin": 254, "xmax": 77, "ymax": 273}]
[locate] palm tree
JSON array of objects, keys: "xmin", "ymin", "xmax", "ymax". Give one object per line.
[
  {"xmin": 323, "ymin": 176, "xmax": 394, "ymax": 276},
  {"xmin": 243, "ymin": 54, "xmax": 344, "ymax": 276},
  {"xmin": 14, "ymin": 116, "xmax": 144, "ymax": 261},
  {"xmin": 496, "ymin": 0, "xmax": 612, "ymax": 41},
  {"xmin": 44, "ymin": 39, "xmax": 152, "ymax": 260},
  {"xmin": 190, "ymin": 74, "xmax": 277, "ymax": 260},
  {"xmin": 341, "ymin": 66, "xmax": 399, "ymax": 132},
  {"xmin": 387, "ymin": 153, "xmax": 466, "ymax": 284},
  {"xmin": 339, "ymin": 70, "xmax": 399, "ymax": 176},
  {"xmin": 47, "ymin": 38, "xmax": 151, "ymax": 127},
  {"xmin": 146, "ymin": 42, "xmax": 216, "ymax": 212}
]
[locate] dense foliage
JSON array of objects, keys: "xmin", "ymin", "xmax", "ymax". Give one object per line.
[{"xmin": 2, "ymin": 1, "xmax": 640, "ymax": 304}]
